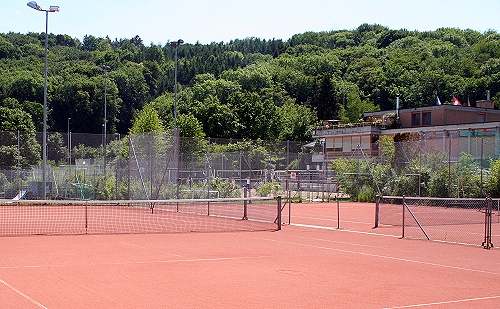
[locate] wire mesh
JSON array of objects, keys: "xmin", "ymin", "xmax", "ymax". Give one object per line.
[
  {"xmin": 377, "ymin": 196, "xmax": 495, "ymax": 247},
  {"xmin": 0, "ymin": 197, "xmax": 279, "ymax": 236}
]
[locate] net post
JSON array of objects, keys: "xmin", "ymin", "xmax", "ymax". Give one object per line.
[
  {"xmin": 285, "ymin": 179, "xmax": 291, "ymax": 224},
  {"xmin": 336, "ymin": 193, "xmax": 340, "ymax": 229},
  {"xmin": 277, "ymin": 196, "xmax": 282, "ymax": 230},
  {"xmin": 483, "ymin": 196, "xmax": 493, "ymax": 249},
  {"xmin": 242, "ymin": 185, "xmax": 248, "ymax": 220},
  {"xmin": 288, "ymin": 185, "xmax": 291, "ymax": 225},
  {"xmin": 401, "ymin": 195, "xmax": 406, "ymax": 239},
  {"xmin": 176, "ymin": 177, "xmax": 180, "ymax": 212},
  {"xmin": 84, "ymin": 203, "xmax": 88, "ymax": 234},
  {"xmin": 374, "ymin": 194, "xmax": 380, "ymax": 228}
]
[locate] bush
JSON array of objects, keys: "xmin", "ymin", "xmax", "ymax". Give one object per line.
[
  {"xmin": 357, "ymin": 185, "xmax": 375, "ymax": 202},
  {"xmin": 487, "ymin": 159, "xmax": 500, "ymax": 197},
  {"xmin": 428, "ymin": 166, "xmax": 453, "ymax": 197},
  {"xmin": 211, "ymin": 178, "xmax": 240, "ymax": 198},
  {"xmin": 256, "ymin": 181, "xmax": 282, "ymax": 197}
]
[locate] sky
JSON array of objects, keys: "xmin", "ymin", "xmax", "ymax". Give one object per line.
[{"xmin": 1, "ymin": 0, "xmax": 499, "ymax": 44}]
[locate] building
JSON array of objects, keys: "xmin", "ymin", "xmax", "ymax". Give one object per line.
[{"xmin": 312, "ymin": 100, "xmax": 500, "ymax": 168}]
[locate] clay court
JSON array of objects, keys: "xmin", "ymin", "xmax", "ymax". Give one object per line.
[{"xmin": 1, "ymin": 201, "xmax": 500, "ymax": 308}]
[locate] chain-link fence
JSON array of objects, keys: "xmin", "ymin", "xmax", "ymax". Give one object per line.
[
  {"xmin": 0, "ymin": 130, "xmax": 325, "ymax": 201},
  {"xmin": 329, "ymin": 131, "xmax": 500, "ymax": 200},
  {"xmin": 375, "ymin": 196, "xmax": 496, "ymax": 249}
]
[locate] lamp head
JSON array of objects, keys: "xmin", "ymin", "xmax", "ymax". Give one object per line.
[{"xmin": 27, "ymin": 1, "xmax": 42, "ymax": 11}]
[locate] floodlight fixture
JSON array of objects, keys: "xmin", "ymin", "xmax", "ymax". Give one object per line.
[{"xmin": 27, "ymin": 1, "xmax": 42, "ymax": 11}]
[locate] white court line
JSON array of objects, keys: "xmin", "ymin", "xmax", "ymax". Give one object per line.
[
  {"xmin": 290, "ymin": 223, "xmax": 400, "ymax": 238},
  {"xmin": 383, "ymin": 294, "xmax": 500, "ymax": 308},
  {"xmin": 292, "ymin": 215, "xmax": 373, "ymax": 225},
  {"xmin": 0, "ymin": 255, "xmax": 272, "ymax": 270},
  {"xmin": 0, "ymin": 277, "xmax": 47, "ymax": 308},
  {"xmin": 296, "ymin": 236, "xmax": 388, "ymax": 249},
  {"xmin": 119, "ymin": 242, "xmax": 184, "ymax": 256},
  {"xmin": 261, "ymin": 238, "xmax": 500, "ymax": 276}
]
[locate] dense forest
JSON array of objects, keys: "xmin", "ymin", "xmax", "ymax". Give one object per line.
[{"xmin": 0, "ymin": 24, "xmax": 499, "ymax": 142}]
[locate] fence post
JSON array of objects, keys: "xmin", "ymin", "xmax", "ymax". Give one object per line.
[
  {"xmin": 402, "ymin": 195, "xmax": 406, "ymax": 239},
  {"xmin": 336, "ymin": 194, "xmax": 340, "ymax": 229},
  {"xmin": 374, "ymin": 194, "xmax": 380, "ymax": 228},
  {"xmin": 288, "ymin": 190, "xmax": 291, "ymax": 225},
  {"xmin": 127, "ymin": 137, "xmax": 131, "ymax": 200},
  {"xmin": 243, "ymin": 185, "xmax": 248, "ymax": 220},
  {"xmin": 277, "ymin": 196, "xmax": 282, "ymax": 230}
]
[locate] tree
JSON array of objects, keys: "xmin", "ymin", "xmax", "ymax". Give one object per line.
[
  {"xmin": 277, "ymin": 101, "xmax": 317, "ymax": 141},
  {"xmin": 0, "ymin": 107, "xmax": 40, "ymax": 168},
  {"xmin": 130, "ymin": 105, "xmax": 165, "ymax": 134}
]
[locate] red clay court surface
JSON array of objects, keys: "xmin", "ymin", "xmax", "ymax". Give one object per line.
[{"xmin": 2, "ymin": 202, "xmax": 500, "ymax": 308}]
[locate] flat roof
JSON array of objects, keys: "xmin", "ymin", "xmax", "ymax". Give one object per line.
[{"xmin": 363, "ymin": 105, "xmax": 500, "ymax": 118}]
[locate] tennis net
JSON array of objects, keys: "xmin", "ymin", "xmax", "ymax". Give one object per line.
[
  {"xmin": 0, "ymin": 197, "xmax": 282, "ymax": 236},
  {"xmin": 375, "ymin": 196, "xmax": 496, "ymax": 248}
]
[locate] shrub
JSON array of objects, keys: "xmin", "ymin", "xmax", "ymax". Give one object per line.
[
  {"xmin": 256, "ymin": 181, "xmax": 282, "ymax": 197},
  {"xmin": 487, "ymin": 159, "xmax": 500, "ymax": 197},
  {"xmin": 357, "ymin": 185, "xmax": 375, "ymax": 202},
  {"xmin": 211, "ymin": 178, "xmax": 240, "ymax": 198}
]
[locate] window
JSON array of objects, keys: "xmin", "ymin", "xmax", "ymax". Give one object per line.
[
  {"xmin": 333, "ymin": 138, "xmax": 342, "ymax": 151},
  {"xmin": 325, "ymin": 138, "xmax": 334, "ymax": 149},
  {"xmin": 411, "ymin": 113, "xmax": 421, "ymax": 126},
  {"xmin": 361, "ymin": 136, "xmax": 370, "ymax": 149},
  {"xmin": 422, "ymin": 112, "xmax": 432, "ymax": 126},
  {"xmin": 342, "ymin": 137, "xmax": 351, "ymax": 153},
  {"xmin": 351, "ymin": 136, "xmax": 361, "ymax": 151}
]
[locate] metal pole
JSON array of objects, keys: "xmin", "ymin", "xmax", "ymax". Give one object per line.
[
  {"xmin": 42, "ymin": 11, "xmax": 49, "ymax": 199},
  {"xmin": 447, "ymin": 131, "xmax": 452, "ymax": 196},
  {"xmin": 402, "ymin": 196, "xmax": 406, "ymax": 238},
  {"xmin": 336, "ymin": 194, "xmax": 340, "ymax": 229},
  {"xmin": 243, "ymin": 185, "xmax": 248, "ymax": 220},
  {"xmin": 173, "ymin": 45, "xmax": 178, "ymax": 125},
  {"xmin": 104, "ymin": 74, "xmax": 107, "ymax": 176},
  {"xmin": 480, "ymin": 136, "xmax": 484, "ymax": 196},
  {"xmin": 67, "ymin": 118, "xmax": 71, "ymax": 165},
  {"xmin": 277, "ymin": 196, "xmax": 282, "ymax": 231},
  {"xmin": 374, "ymin": 195, "xmax": 380, "ymax": 228}
]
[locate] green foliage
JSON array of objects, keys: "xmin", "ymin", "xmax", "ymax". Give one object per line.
[
  {"xmin": 0, "ymin": 106, "xmax": 40, "ymax": 168},
  {"xmin": 210, "ymin": 178, "xmax": 241, "ymax": 198},
  {"xmin": 130, "ymin": 105, "xmax": 165, "ymax": 134},
  {"xmin": 456, "ymin": 153, "xmax": 482, "ymax": 198},
  {"xmin": 277, "ymin": 101, "xmax": 317, "ymax": 141},
  {"xmin": 379, "ymin": 135, "xmax": 395, "ymax": 162},
  {"xmin": 487, "ymin": 159, "xmax": 500, "ymax": 198},
  {"xmin": 0, "ymin": 26, "xmax": 498, "ymax": 143},
  {"xmin": 357, "ymin": 185, "xmax": 375, "ymax": 202},
  {"xmin": 256, "ymin": 181, "xmax": 282, "ymax": 197}
]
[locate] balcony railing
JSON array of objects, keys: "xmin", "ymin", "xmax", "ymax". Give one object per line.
[{"xmin": 313, "ymin": 122, "xmax": 382, "ymax": 137}]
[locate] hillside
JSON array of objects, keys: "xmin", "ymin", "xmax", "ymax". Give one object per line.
[{"xmin": 0, "ymin": 24, "xmax": 499, "ymax": 141}]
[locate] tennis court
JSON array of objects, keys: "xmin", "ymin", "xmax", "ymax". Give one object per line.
[{"xmin": 1, "ymin": 199, "xmax": 500, "ymax": 308}]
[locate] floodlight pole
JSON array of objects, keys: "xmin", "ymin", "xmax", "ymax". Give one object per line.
[
  {"xmin": 42, "ymin": 10, "xmax": 48, "ymax": 199},
  {"xmin": 103, "ymin": 66, "xmax": 109, "ymax": 176},
  {"xmin": 170, "ymin": 39, "xmax": 183, "ymax": 126},
  {"xmin": 28, "ymin": 2, "xmax": 59, "ymax": 199}
]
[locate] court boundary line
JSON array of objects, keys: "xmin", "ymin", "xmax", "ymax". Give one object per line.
[
  {"xmin": 0, "ymin": 255, "xmax": 272, "ymax": 270},
  {"xmin": 0, "ymin": 277, "xmax": 47, "ymax": 309},
  {"xmin": 292, "ymin": 215, "xmax": 373, "ymax": 225},
  {"xmin": 383, "ymin": 294, "xmax": 500, "ymax": 308},
  {"xmin": 290, "ymin": 223, "xmax": 400, "ymax": 238},
  {"xmin": 295, "ymin": 236, "xmax": 392, "ymax": 249},
  {"xmin": 261, "ymin": 238, "xmax": 500, "ymax": 276}
]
